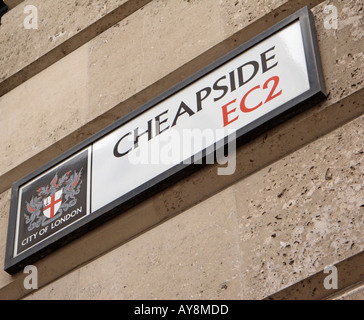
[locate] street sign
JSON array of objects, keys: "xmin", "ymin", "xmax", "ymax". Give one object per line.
[{"xmin": 5, "ymin": 7, "xmax": 326, "ymax": 274}]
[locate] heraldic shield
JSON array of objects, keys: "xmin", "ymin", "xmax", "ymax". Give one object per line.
[
  {"xmin": 43, "ymin": 189, "xmax": 63, "ymax": 219},
  {"xmin": 7, "ymin": 147, "xmax": 90, "ymax": 270}
]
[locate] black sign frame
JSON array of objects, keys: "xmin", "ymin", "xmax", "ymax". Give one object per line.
[
  {"xmin": 0, "ymin": 1, "xmax": 8, "ymax": 24},
  {"xmin": 5, "ymin": 6, "xmax": 326, "ymax": 274}
]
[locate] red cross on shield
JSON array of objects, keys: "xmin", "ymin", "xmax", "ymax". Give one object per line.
[{"xmin": 43, "ymin": 189, "xmax": 63, "ymax": 219}]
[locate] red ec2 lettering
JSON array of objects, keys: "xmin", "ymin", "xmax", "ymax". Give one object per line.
[{"xmin": 222, "ymin": 76, "xmax": 282, "ymax": 127}]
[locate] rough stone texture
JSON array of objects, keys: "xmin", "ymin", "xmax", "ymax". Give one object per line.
[
  {"xmin": 220, "ymin": 0, "xmax": 287, "ymax": 36},
  {"xmin": 0, "ymin": 0, "xmax": 153, "ymax": 97},
  {"xmin": 313, "ymin": 0, "xmax": 364, "ymax": 106},
  {"xmin": 235, "ymin": 114, "xmax": 364, "ymax": 299},
  {"xmin": 0, "ymin": 0, "xmax": 125, "ymax": 82},
  {"xmin": 0, "ymin": 45, "xmax": 89, "ymax": 177},
  {"xmin": 0, "ymin": 0, "xmax": 291, "ymax": 97},
  {"xmin": 88, "ymin": 0, "xmax": 222, "ymax": 121}
]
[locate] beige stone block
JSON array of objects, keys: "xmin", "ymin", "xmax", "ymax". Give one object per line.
[
  {"xmin": 0, "ymin": 0, "xmax": 124, "ymax": 81},
  {"xmin": 87, "ymin": 0, "xmax": 223, "ymax": 122},
  {"xmin": 312, "ymin": 0, "xmax": 364, "ymax": 106},
  {"xmin": 139, "ymin": 0, "xmax": 222, "ymax": 88},
  {"xmin": 87, "ymin": 12, "xmax": 145, "ymax": 122},
  {"xmin": 87, "ymin": 0, "xmax": 315, "ymax": 123},
  {"xmin": 0, "ymin": 190, "xmax": 13, "ymax": 290},
  {"xmin": 0, "ymin": 44, "xmax": 89, "ymax": 178},
  {"xmin": 78, "ymin": 188, "xmax": 241, "ymax": 300},
  {"xmin": 0, "ymin": 0, "xmax": 153, "ymax": 97},
  {"xmin": 234, "ymin": 114, "xmax": 364, "ymax": 299},
  {"xmin": 87, "ymin": 0, "xmax": 319, "ymax": 123},
  {"xmin": 220, "ymin": 0, "xmax": 287, "ymax": 36}
]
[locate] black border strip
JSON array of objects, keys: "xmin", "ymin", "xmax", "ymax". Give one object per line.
[
  {"xmin": 4, "ymin": 6, "xmax": 326, "ymax": 274},
  {"xmin": 0, "ymin": 1, "xmax": 8, "ymax": 23}
]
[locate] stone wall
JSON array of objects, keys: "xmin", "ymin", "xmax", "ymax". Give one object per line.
[{"xmin": 0, "ymin": 0, "xmax": 363, "ymax": 300}]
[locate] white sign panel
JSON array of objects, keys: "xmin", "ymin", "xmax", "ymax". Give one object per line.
[{"xmin": 91, "ymin": 20, "xmax": 311, "ymax": 212}]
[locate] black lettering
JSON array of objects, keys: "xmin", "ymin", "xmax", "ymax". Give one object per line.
[
  {"xmin": 155, "ymin": 110, "xmax": 170, "ymax": 136},
  {"xmin": 134, "ymin": 119, "xmax": 153, "ymax": 148},
  {"xmin": 196, "ymin": 87, "xmax": 212, "ymax": 112},
  {"xmin": 261, "ymin": 46, "xmax": 278, "ymax": 73},
  {"xmin": 213, "ymin": 76, "xmax": 229, "ymax": 102},
  {"xmin": 113, "ymin": 132, "xmax": 133, "ymax": 157},
  {"xmin": 172, "ymin": 101, "xmax": 195, "ymax": 127},
  {"xmin": 229, "ymin": 70, "xmax": 237, "ymax": 93},
  {"xmin": 237, "ymin": 61, "xmax": 260, "ymax": 87}
]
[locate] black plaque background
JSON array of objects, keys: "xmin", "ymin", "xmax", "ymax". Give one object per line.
[{"xmin": 15, "ymin": 149, "xmax": 89, "ymax": 256}]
